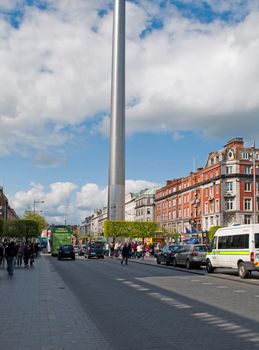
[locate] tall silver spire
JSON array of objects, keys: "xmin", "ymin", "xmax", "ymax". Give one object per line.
[{"xmin": 108, "ymin": 0, "xmax": 125, "ymax": 221}]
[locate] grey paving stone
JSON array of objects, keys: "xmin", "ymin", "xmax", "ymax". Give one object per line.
[{"xmin": 0, "ymin": 256, "xmax": 111, "ymax": 350}]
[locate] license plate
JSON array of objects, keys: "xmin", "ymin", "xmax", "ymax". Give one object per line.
[{"xmin": 256, "ymin": 254, "xmax": 259, "ymax": 260}]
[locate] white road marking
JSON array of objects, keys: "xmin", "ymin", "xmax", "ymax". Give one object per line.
[
  {"xmin": 138, "ymin": 288, "xmax": 149, "ymax": 291},
  {"xmin": 116, "ymin": 278, "xmax": 125, "ymax": 281},
  {"xmin": 216, "ymin": 285, "xmax": 228, "ymax": 289},
  {"xmin": 234, "ymin": 290, "xmax": 245, "ymax": 293},
  {"xmin": 149, "ymin": 293, "xmax": 191, "ymax": 309},
  {"xmin": 202, "ymin": 282, "xmax": 214, "ymax": 285},
  {"xmin": 193, "ymin": 312, "xmax": 259, "ymax": 342}
]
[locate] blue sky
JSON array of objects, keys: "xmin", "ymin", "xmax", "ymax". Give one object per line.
[{"xmin": 0, "ymin": 0, "xmax": 259, "ymax": 224}]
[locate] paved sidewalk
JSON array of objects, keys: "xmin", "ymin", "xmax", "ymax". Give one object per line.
[{"xmin": 0, "ymin": 255, "xmax": 111, "ymax": 350}]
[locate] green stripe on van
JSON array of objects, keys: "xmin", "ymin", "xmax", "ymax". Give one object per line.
[{"xmin": 208, "ymin": 251, "xmax": 250, "ymax": 255}]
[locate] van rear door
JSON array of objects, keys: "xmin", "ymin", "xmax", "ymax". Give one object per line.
[{"xmin": 254, "ymin": 233, "xmax": 259, "ymax": 266}]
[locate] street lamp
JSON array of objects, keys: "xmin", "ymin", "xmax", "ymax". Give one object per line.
[{"xmin": 33, "ymin": 200, "xmax": 45, "ymax": 217}]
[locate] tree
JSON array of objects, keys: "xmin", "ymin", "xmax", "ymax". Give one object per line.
[
  {"xmin": 104, "ymin": 221, "xmax": 157, "ymax": 241},
  {"xmin": 0, "ymin": 219, "xmax": 4, "ymax": 237},
  {"xmin": 208, "ymin": 226, "xmax": 224, "ymax": 243},
  {"xmin": 5, "ymin": 220, "xmax": 26, "ymax": 239},
  {"xmin": 23, "ymin": 210, "xmax": 48, "ymax": 232}
]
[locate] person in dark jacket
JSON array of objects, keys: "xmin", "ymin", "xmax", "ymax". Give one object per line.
[
  {"xmin": 121, "ymin": 243, "xmax": 130, "ymax": 265},
  {"xmin": 6, "ymin": 241, "xmax": 17, "ymax": 276}
]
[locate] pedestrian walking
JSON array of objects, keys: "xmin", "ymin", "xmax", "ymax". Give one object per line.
[
  {"xmin": 0, "ymin": 242, "xmax": 4, "ymax": 268},
  {"xmin": 29, "ymin": 242, "xmax": 35, "ymax": 267},
  {"xmin": 6, "ymin": 241, "xmax": 17, "ymax": 276},
  {"xmin": 121, "ymin": 243, "xmax": 130, "ymax": 265},
  {"xmin": 23, "ymin": 243, "xmax": 30, "ymax": 268},
  {"xmin": 17, "ymin": 242, "xmax": 24, "ymax": 268}
]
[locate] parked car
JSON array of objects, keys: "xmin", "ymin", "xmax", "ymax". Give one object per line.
[
  {"xmin": 172, "ymin": 244, "xmax": 208, "ymax": 269},
  {"xmin": 85, "ymin": 242, "xmax": 104, "ymax": 259},
  {"xmin": 156, "ymin": 244, "xmax": 181, "ymax": 266},
  {"xmin": 57, "ymin": 245, "xmax": 75, "ymax": 260},
  {"xmin": 73, "ymin": 245, "xmax": 80, "ymax": 254},
  {"xmin": 78, "ymin": 245, "xmax": 87, "ymax": 256}
]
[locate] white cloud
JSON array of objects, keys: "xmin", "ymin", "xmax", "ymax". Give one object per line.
[
  {"xmin": 0, "ymin": 0, "xmax": 259, "ymax": 157},
  {"xmin": 9, "ymin": 179, "xmax": 159, "ymax": 224}
]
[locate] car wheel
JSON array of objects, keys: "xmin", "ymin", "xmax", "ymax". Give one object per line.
[
  {"xmin": 186, "ymin": 259, "xmax": 192, "ymax": 269},
  {"xmin": 172, "ymin": 258, "xmax": 177, "ymax": 267},
  {"xmin": 206, "ymin": 259, "xmax": 214, "ymax": 273},
  {"xmin": 156, "ymin": 258, "xmax": 161, "ymax": 265},
  {"xmin": 238, "ymin": 262, "xmax": 249, "ymax": 279}
]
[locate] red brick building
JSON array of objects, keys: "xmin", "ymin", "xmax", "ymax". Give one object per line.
[
  {"xmin": 0, "ymin": 187, "xmax": 19, "ymax": 221},
  {"xmin": 155, "ymin": 138, "xmax": 259, "ymax": 236}
]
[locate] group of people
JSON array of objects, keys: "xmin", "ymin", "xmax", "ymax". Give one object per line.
[
  {"xmin": 0, "ymin": 240, "xmax": 40, "ymax": 276},
  {"xmin": 103, "ymin": 241, "xmax": 156, "ymax": 264}
]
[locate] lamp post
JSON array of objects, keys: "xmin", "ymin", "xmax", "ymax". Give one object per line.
[{"xmin": 33, "ymin": 200, "xmax": 45, "ymax": 217}]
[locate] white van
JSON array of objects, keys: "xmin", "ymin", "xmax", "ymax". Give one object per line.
[{"xmin": 206, "ymin": 224, "xmax": 259, "ymax": 278}]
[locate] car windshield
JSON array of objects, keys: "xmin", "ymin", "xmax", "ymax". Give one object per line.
[
  {"xmin": 168, "ymin": 245, "xmax": 180, "ymax": 252},
  {"xmin": 193, "ymin": 245, "xmax": 207, "ymax": 252},
  {"xmin": 62, "ymin": 245, "xmax": 73, "ymax": 251},
  {"xmin": 90, "ymin": 243, "xmax": 103, "ymax": 249}
]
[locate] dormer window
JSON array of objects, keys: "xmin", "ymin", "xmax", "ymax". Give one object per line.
[{"xmin": 242, "ymin": 152, "xmax": 250, "ymax": 159}]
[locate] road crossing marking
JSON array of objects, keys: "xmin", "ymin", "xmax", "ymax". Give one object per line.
[
  {"xmin": 216, "ymin": 285, "xmax": 228, "ymax": 289},
  {"xmin": 202, "ymin": 282, "xmax": 214, "ymax": 285},
  {"xmin": 192, "ymin": 312, "xmax": 259, "ymax": 344},
  {"xmin": 234, "ymin": 290, "xmax": 245, "ymax": 293},
  {"xmin": 149, "ymin": 292, "xmax": 192, "ymax": 309}
]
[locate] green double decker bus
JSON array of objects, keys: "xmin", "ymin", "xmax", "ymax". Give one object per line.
[{"xmin": 50, "ymin": 225, "xmax": 72, "ymax": 256}]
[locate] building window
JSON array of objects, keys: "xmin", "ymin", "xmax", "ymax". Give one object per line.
[
  {"xmin": 244, "ymin": 198, "xmax": 252, "ymax": 211},
  {"xmin": 226, "ymin": 198, "xmax": 233, "ymax": 210},
  {"xmin": 216, "ymin": 200, "xmax": 219, "ymax": 212},
  {"xmin": 173, "ymin": 199, "xmax": 176, "ymax": 206},
  {"xmin": 226, "ymin": 166, "xmax": 233, "ymax": 174},
  {"xmin": 168, "ymin": 212, "xmax": 172, "ymax": 220},
  {"xmin": 173, "ymin": 210, "xmax": 176, "ymax": 219},
  {"xmin": 205, "ymin": 202, "xmax": 208, "ymax": 214},
  {"xmin": 147, "ymin": 208, "xmax": 150, "ymax": 215},
  {"xmin": 242, "ymin": 152, "xmax": 250, "ymax": 159},
  {"xmin": 179, "ymin": 209, "xmax": 182, "ymax": 217},
  {"xmin": 205, "ymin": 188, "xmax": 208, "ymax": 197},
  {"xmin": 244, "ymin": 215, "xmax": 251, "ymax": 224},
  {"xmin": 244, "ymin": 166, "xmax": 251, "ymax": 174},
  {"xmin": 216, "ymin": 184, "xmax": 219, "ymax": 194},
  {"xmin": 226, "ymin": 182, "xmax": 233, "ymax": 191},
  {"xmin": 179, "ymin": 197, "xmax": 182, "ymax": 205},
  {"xmin": 210, "ymin": 201, "xmax": 214, "ymax": 213},
  {"xmin": 245, "ymin": 182, "xmax": 251, "ymax": 192}
]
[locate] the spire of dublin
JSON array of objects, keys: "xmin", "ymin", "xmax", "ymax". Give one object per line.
[{"xmin": 108, "ymin": 0, "xmax": 125, "ymax": 221}]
